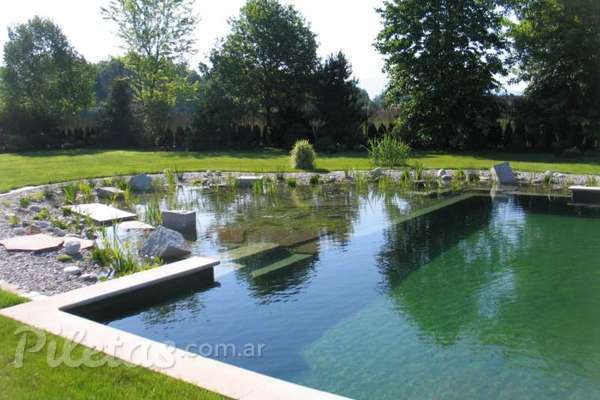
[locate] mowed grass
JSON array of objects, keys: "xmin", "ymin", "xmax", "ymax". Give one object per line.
[
  {"xmin": 0, "ymin": 148, "xmax": 599, "ymax": 192},
  {"xmin": 0, "ymin": 289, "xmax": 226, "ymax": 400}
]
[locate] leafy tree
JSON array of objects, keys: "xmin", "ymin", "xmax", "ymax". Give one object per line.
[
  {"xmin": 0, "ymin": 17, "xmax": 94, "ymax": 149},
  {"xmin": 99, "ymin": 78, "xmax": 139, "ymax": 147},
  {"xmin": 508, "ymin": 0, "xmax": 600, "ymax": 149},
  {"xmin": 101, "ymin": 0, "xmax": 198, "ymax": 143},
  {"xmin": 211, "ymin": 0, "xmax": 318, "ymax": 146},
  {"xmin": 375, "ymin": 0, "xmax": 506, "ymax": 149},
  {"xmin": 314, "ymin": 52, "xmax": 368, "ymax": 149},
  {"xmin": 94, "ymin": 58, "xmax": 129, "ymax": 103}
]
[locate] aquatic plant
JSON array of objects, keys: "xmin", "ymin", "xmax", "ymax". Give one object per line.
[
  {"xmin": 93, "ymin": 228, "xmax": 138, "ymax": 276},
  {"xmin": 290, "ymin": 139, "xmax": 316, "ymax": 170},
  {"xmin": 400, "ymin": 169, "xmax": 413, "ymax": 187},
  {"xmin": 18, "ymin": 196, "xmax": 31, "ymax": 208},
  {"xmin": 585, "ymin": 175, "xmax": 598, "ymax": 187},
  {"xmin": 368, "ymin": 135, "xmax": 411, "ymax": 167},
  {"xmin": 78, "ymin": 181, "xmax": 94, "ymax": 202},
  {"xmin": 354, "ymin": 171, "xmax": 369, "ymax": 192},
  {"xmin": 165, "ymin": 169, "xmax": 177, "ymax": 193},
  {"xmin": 287, "ymin": 178, "xmax": 298, "ymax": 188},
  {"xmin": 413, "ymin": 161, "xmax": 425, "ymax": 181},
  {"xmin": 63, "ymin": 183, "xmax": 79, "ymax": 205},
  {"xmin": 309, "ymin": 175, "xmax": 320, "ymax": 185},
  {"xmin": 143, "ymin": 196, "xmax": 162, "ymax": 226},
  {"xmin": 454, "ymin": 170, "xmax": 467, "ymax": 181},
  {"xmin": 33, "ymin": 208, "xmax": 50, "ymax": 221}
]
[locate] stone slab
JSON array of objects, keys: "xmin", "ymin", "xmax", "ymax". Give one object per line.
[
  {"xmin": 96, "ymin": 187, "xmax": 125, "ymax": 199},
  {"xmin": 226, "ymin": 242, "xmax": 281, "ymax": 264},
  {"xmin": 117, "ymin": 220, "xmax": 155, "ymax": 231},
  {"xmin": 63, "ymin": 237, "xmax": 95, "ymax": 251},
  {"xmin": 490, "ymin": 162, "xmax": 517, "ymax": 185},
  {"xmin": 0, "ymin": 234, "xmax": 63, "ymax": 252},
  {"xmin": 570, "ymin": 186, "xmax": 600, "ymax": 204},
  {"xmin": 69, "ymin": 203, "xmax": 136, "ymax": 224},
  {"xmin": 162, "ymin": 210, "xmax": 196, "ymax": 233},
  {"xmin": 237, "ymin": 175, "xmax": 264, "ymax": 188}
]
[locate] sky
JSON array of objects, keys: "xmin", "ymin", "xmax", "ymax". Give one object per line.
[{"xmin": 0, "ymin": 0, "xmax": 524, "ymax": 98}]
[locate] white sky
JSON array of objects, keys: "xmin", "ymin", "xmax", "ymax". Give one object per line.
[{"xmin": 0, "ymin": 0, "xmax": 524, "ymax": 98}]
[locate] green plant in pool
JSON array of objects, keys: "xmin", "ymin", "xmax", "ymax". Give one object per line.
[
  {"xmin": 454, "ymin": 170, "xmax": 467, "ymax": 181},
  {"xmin": 33, "ymin": 208, "xmax": 50, "ymax": 221},
  {"xmin": 93, "ymin": 228, "xmax": 139, "ymax": 276},
  {"xmin": 63, "ymin": 183, "xmax": 79, "ymax": 205},
  {"xmin": 309, "ymin": 175, "xmax": 320, "ymax": 185},
  {"xmin": 543, "ymin": 173, "xmax": 553, "ymax": 186},
  {"xmin": 143, "ymin": 197, "xmax": 162, "ymax": 226},
  {"xmin": 290, "ymin": 140, "xmax": 316, "ymax": 170},
  {"xmin": 286, "ymin": 178, "xmax": 297, "ymax": 188},
  {"xmin": 354, "ymin": 171, "xmax": 368, "ymax": 192},
  {"xmin": 165, "ymin": 169, "xmax": 177, "ymax": 193},
  {"xmin": 413, "ymin": 161, "xmax": 425, "ymax": 181},
  {"xmin": 585, "ymin": 175, "xmax": 598, "ymax": 187},
  {"xmin": 7, "ymin": 214, "xmax": 19, "ymax": 226},
  {"xmin": 400, "ymin": 169, "xmax": 412, "ymax": 186},
  {"xmin": 18, "ymin": 196, "xmax": 31, "ymax": 208},
  {"xmin": 368, "ymin": 135, "xmax": 411, "ymax": 167}
]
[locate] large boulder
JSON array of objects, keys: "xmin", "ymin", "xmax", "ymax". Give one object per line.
[
  {"xmin": 140, "ymin": 226, "xmax": 190, "ymax": 261},
  {"xmin": 129, "ymin": 174, "xmax": 153, "ymax": 192},
  {"xmin": 161, "ymin": 210, "xmax": 196, "ymax": 234}
]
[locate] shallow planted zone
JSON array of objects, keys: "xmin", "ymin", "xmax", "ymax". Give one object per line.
[{"xmin": 66, "ymin": 183, "xmax": 600, "ymax": 400}]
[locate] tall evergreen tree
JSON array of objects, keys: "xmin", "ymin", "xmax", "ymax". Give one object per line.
[
  {"xmin": 376, "ymin": 0, "xmax": 505, "ymax": 148},
  {"xmin": 99, "ymin": 78, "xmax": 138, "ymax": 147}
]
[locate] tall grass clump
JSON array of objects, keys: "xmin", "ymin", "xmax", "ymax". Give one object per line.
[
  {"xmin": 165, "ymin": 169, "xmax": 177, "ymax": 193},
  {"xmin": 290, "ymin": 139, "xmax": 316, "ymax": 170},
  {"xmin": 63, "ymin": 183, "xmax": 79, "ymax": 205},
  {"xmin": 143, "ymin": 197, "xmax": 162, "ymax": 226},
  {"xmin": 368, "ymin": 135, "xmax": 411, "ymax": 168}
]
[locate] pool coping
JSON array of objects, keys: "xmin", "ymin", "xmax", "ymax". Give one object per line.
[{"xmin": 0, "ymin": 256, "xmax": 348, "ymax": 400}]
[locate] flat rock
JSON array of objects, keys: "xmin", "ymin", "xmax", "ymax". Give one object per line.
[
  {"xmin": 96, "ymin": 187, "xmax": 125, "ymax": 199},
  {"xmin": 63, "ymin": 237, "xmax": 95, "ymax": 251},
  {"xmin": 0, "ymin": 234, "xmax": 64, "ymax": 252},
  {"xmin": 140, "ymin": 226, "xmax": 190, "ymax": 261},
  {"xmin": 63, "ymin": 266, "xmax": 81, "ymax": 276},
  {"xmin": 69, "ymin": 203, "xmax": 136, "ymax": 224},
  {"xmin": 117, "ymin": 220, "xmax": 155, "ymax": 231},
  {"xmin": 237, "ymin": 175, "xmax": 263, "ymax": 188},
  {"xmin": 490, "ymin": 162, "xmax": 517, "ymax": 185}
]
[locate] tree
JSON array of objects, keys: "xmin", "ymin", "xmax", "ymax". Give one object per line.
[
  {"xmin": 99, "ymin": 78, "xmax": 139, "ymax": 147},
  {"xmin": 0, "ymin": 17, "xmax": 94, "ymax": 149},
  {"xmin": 314, "ymin": 52, "xmax": 368, "ymax": 149},
  {"xmin": 211, "ymin": 0, "xmax": 318, "ymax": 146},
  {"xmin": 375, "ymin": 0, "xmax": 506, "ymax": 149},
  {"xmin": 508, "ymin": 0, "xmax": 600, "ymax": 150},
  {"xmin": 101, "ymin": 0, "xmax": 198, "ymax": 143}
]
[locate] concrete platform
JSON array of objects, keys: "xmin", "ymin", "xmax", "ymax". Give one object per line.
[
  {"xmin": 69, "ymin": 203, "xmax": 137, "ymax": 224},
  {"xmin": 569, "ymin": 186, "xmax": 600, "ymax": 204},
  {"xmin": 0, "ymin": 256, "xmax": 347, "ymax": 400},
  {"xmin": 0, "ymin": 234, "xmax": 64, "ymax": 252}
]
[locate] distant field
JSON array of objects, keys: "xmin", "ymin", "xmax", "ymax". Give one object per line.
[{"xmin": 1, "ymin": 149, "xmax": 599, "ymax": 192}]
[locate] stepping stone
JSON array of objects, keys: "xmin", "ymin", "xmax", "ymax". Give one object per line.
[
  {"xmin": 162, "ymin": 210, "xmax": 196, "ymax": 234},
  {"xmin": 0, "ymin": 234, "xmax": 63, "ymax": 252},
  {"xmin": 218, "ymin": 227, "xmax": 246, "ymax": 244},
  {"xmin": 63, "ymin": 237, "xmax": 95, "ymax": 251},
  {"xmin": 237, "ymin": 175, "xmax": 264, "ymax": 188},
  {"xmin": 96, "ymin": 187, "xmax": 125, "ymax": 200},
  {"xmin": 490, "ymin": 162, "xmax": 517, "ymax": 185},
  {"xmin": 251, "ymin": 253, "xmax": 313, "ymax": 278},
  {"xmin": 69, "ymin": 203, "xmax": 136, "ymax": 224},
  {"xmin": 226, "ymin": 242, "xmax": 281, "ymax": 264},
  {"xmin": 117, "ymin": 220, "xmax": 155, "ymax": 231}
]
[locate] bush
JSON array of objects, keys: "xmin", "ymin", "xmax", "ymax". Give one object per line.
[
  {"xmin": 290, "ymin": 139, "xmax": 316, "ymax": 170},
  {"xmin": 368, "ymin": 135, "xmax": 411, "ymax": 167}
]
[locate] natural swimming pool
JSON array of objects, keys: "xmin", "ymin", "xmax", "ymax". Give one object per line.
[{"xmin": 71, "ymin": 186, "xmax": 600, "ymax": 399}]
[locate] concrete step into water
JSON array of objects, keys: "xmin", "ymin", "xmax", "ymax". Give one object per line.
[
  {"xmin": 225, "ymin": 242, "xmax": 282, "ymax": 265},
  {"xmin": 250, "ymin": 253, "xmax": 314, "ymax": 279}
]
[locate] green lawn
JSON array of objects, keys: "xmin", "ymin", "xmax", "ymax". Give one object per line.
[
  {"xmin": 1, "ymin": 149, "xmax": 599, "ymax": 192},
  {"xmin": 0, "ymin": 289, "xmax": 225, "ymax": 400}
]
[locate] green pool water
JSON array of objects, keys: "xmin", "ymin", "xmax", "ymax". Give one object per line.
[{"xmin": 82, "ymin": 188, "xmax": 600, "ymax": 399}]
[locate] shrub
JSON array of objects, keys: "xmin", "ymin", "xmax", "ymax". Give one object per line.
[
  {"xmin": 290, "ymin": 139, "xmax": 316, "ymax": 170},
  {"xmin": 309, "ymin": 175, "xmax": 320, "ymax": 185},
  {"xmin": 286, "ymin": 178, "xmax": 297, "ymax": 188},
  {"xmin": 18, "ymin": 196, "xmax": 31, "ymax": 208},
  {"xmin": 368, "ymin": 135, "xmax": 411, "ymax": 167}
]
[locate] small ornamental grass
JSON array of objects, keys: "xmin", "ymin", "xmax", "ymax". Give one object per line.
[
  {"xmin": 290, "ymin": 140, "xmax": 316, "ymax": 170},
  {"xmin": 368, "ymin": 135, "xmax": 411, "ymax": 168}
]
